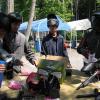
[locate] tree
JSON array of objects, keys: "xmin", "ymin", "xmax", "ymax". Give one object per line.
[
  {"xmin": 25, "ymin": 0, "xmax": 36, "ymax": 41},
  {"xmin": 13, "ymin": 0, "xmax": 73, "ymax": 21},
  {"xmin": 96, "ymin": 0, "xmax": 100, "ymax": 10},
  {"xmin": 73, "ymin": 0, "xmax": 96, "ymax": 20},
  {"xmin": 14, "ymin": 0, "xmax": 32, "ymax": 21},
  {"xmin": 36, "ymin": 0, "xmax": 73, "ymax": 21},
  {"xmin": 0, "ymin": 0, "xmax": 99, "ymax": 21},
  {"xmin": 0, "ymin": 0, "xmax": 6, "ymax": 12},
  {"xmin": 7, "ymin": 0, "xmax": 14, "ymax": 13}
]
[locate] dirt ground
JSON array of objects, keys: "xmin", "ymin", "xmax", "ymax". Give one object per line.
[
  {"xmin": 60, "ymin": 48, "xmax": 100, "ymax": 100},
  {"xmin": 0, "ymin": 48, "xmax": 100, "ymax": 100}
]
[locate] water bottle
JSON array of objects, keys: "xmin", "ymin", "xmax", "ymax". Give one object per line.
[{"xmin": 0, "ymin": 60, "xmax": 6, "ymax": 87}]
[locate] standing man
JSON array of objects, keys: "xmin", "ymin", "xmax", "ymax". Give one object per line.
[
  {"xmin": 41, "ymin": 14, "xmax": 72, "ymax": 71},
  {"xmin": 41, "ymin": 14, "xmax": 69, "ymax": 57},
  {"xmin": 41, "ymin": 13, "xmax": 72, "ymax": 100},
  {"xmin": 3, "ymin": 12, "xmax": 37, "ymax": 79}
]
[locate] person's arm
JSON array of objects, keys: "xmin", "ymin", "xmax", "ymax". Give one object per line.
[
  {"xmin": 24, "ymin": 40, "xmax": 37, "ymax": 65},
  {"xmin": 63, "ymin": 47, "xmax": 68, "ymax": 57},
  {"xmin": 77, "ymin": 33, "xmax": 89, "ymax": 59},
  {"xmin": 63, "ymin": 39, "xmax": 72, "ymax": 68},
  {"xmin": 41, "ymin": 38, "xmax": 47, "ymax": 56},
  {"xmin": 63, "ymin": 39, "xmax": 69, "ymax": 57}
]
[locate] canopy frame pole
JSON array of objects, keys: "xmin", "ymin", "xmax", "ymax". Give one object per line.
[
  {"xmin": 76, "ymin": 31, "xmax": 77, "ymax": 48},
  {"xmin": 70, "ymin": 29, "xmax": 72, "ymax": 51}
]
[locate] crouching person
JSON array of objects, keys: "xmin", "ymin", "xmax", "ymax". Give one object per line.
[{"xmin": 26, "ymin": 72, "xmax": 60, "ymax": 100}]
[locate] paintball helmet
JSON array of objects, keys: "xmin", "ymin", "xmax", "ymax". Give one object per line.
[
  {"xmin": 8, "ymin": 12, "xmax": 23, "ymax": 23},
  {"xmin": 0, "ymin": 12, "xmax": 10, "ymax": 32},
  {"xmin": 91, "ymin": 11, "xmax": 100, "ymax": 30},
  {"xmin": 47, "ymin": 14, "xmax": 59, "ymax": 28}
]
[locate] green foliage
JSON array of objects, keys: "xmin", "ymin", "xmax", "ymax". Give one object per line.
[
  {"xmin": 0, "ymin": 0, "xmax": 99, "ymax": 22},
  {"xmin": 97, "ymin": 0, "xmax": 100, "ymax": 4},
  {"xmin": 14, "ymin": 0, "xmax": 32, "ymax": 21},
  {"xmin": 75, "ymin": 0, "xmax": 96, "ymax": 19},
  {"xmin": 66, "ymin": 30, "xmax": 83, "ymax": 41},
  {"xmin": 0, "ymin": 0, "xmax": 6, "ymax": 13},
  {"xmin": 36, "ymin": 0, "xmax": 73, "ymax": 21},
  {"xmin": 0, "ymin": 0, "xmax": 73, "ymax": 21},
  {"xmin": 13, "ymin": 0, "xmax": 99, "ymax": 21},
  {"xmin": 96, "ymin": 0, "xmax": 100, "ymax": 10}
]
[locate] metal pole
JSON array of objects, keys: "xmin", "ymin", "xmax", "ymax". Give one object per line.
[
  {"xmin": 71, "ymin": 0, "xmax": 73, "ymax": 16},
  {"xmin": 76, "ymin": 0, "xmax": 77, "ymax": 20},
  {"xmin": 94, "ymin": 0, "xmax": 96, "ymax": 11}
]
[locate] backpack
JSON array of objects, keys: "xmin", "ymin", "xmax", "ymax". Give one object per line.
[{"xmin": 26, "ymin": 72, "xmax": 60, "ymax": 99}]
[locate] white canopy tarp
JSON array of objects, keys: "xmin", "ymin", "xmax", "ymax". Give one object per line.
[
  {"xmin": 67, "ymin": 19, "xmax": 91, "ymax": 49},
  {"xmin": 67, "ymin": 19, "xmax": 91, "ymax": 31}
]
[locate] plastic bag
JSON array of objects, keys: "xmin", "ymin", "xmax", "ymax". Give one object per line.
[{"xmin": 8, "ymin": 80, "xmax": 22, "ymax": 90}]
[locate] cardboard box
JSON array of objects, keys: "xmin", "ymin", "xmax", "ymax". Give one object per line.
[{"xmin": 37, "ymin": 55, "xmax": 68, "ymax": 83}]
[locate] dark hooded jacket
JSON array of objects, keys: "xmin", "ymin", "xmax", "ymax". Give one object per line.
[
  {"xmin": 77, "ymin": 29, "xmax": 100, "ymax": 59},
  {"xmin": 41, "ymin": 32, "xmax": 68, "ymax": 57}
]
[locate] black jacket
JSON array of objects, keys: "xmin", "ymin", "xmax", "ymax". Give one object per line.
[
  {"xmin": 41, "ymin": 33, "xmax": 68, "ymax": 57},
  {"xmin": 77, "ymin": 29, "xmax": 100, "ymax": 59}
]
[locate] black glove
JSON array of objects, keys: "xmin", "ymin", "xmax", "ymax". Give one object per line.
[{"xmin": 13, "ymin": 59, "xmax": 23, "ymax": 66}]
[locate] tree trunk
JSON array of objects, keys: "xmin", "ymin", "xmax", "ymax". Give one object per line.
[
  {"xmin": 7, "ymin": 0, "xmax": 14, "ymax": 13},
  {"xmin": 25, "ymin": 0, "xmax": 36, "ymax": 42}
]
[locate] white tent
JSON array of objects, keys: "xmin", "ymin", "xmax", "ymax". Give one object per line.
[
  {"xmin": 67, "ymin": 19, "xmax": 91, "ymax": 31},
  {"xmin": 67, "ymin": 19, "xmax": 91, "ymax": 49}
]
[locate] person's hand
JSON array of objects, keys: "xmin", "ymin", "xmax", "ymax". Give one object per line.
[
  {"xmin": 67, "ymin": 63, "xmax": 72, "ymax": 68},
  {"xmin": 64, "ymin": 42, "xmax": 68, "ymax": 48},
  {"xmin": 32, "ymin": 60, "xmax": 39, "ymax": 66},
  {"xmin": 0, "ymin": 64, "xmax": 5, "ymax": 72}
]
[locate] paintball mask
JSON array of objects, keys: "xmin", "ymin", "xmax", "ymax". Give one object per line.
[
  {"xmin": 47, "ymin": 14, "xmax": 59, "ymax": 28},
  {"xmin": 91, "ymin": 11, "xmax": 100, "ymax": 32},
  {"xmin": 47, "ymin": 19, "xmax": 59, "ymax": 28}
]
